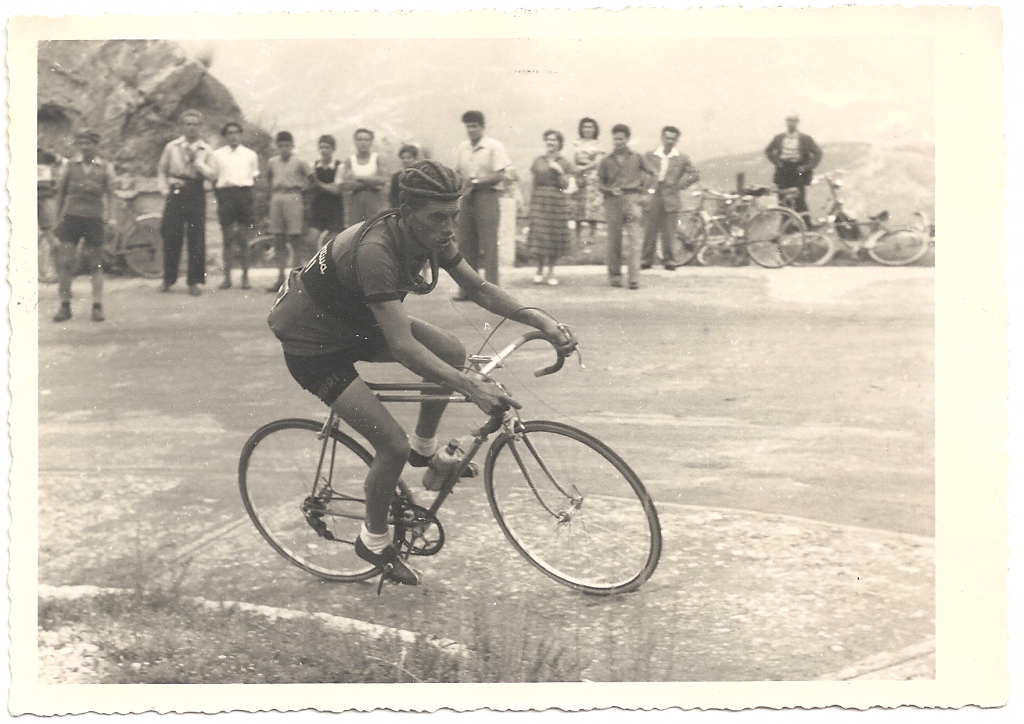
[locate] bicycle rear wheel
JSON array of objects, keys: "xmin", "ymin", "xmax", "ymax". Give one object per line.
[
  {"xmin": 671, "ymin": 212, "xmax": 705, "ymax": 266},
  {"xmin": 239, "ymin": 418, "xmax": 377, "ymax": 581},
  {"xmin": 791, "ymin": 231, "xmax": 836, "ymax": 267},
  {"xmin": 123, "ymin": 214, "xmax": 164, "ymax": 278},
  {"xmin": 745, "ymin": 207, "xmax": 806, "ymax": 268},
  {"xmin": 484, "ymin": 420, "xmax": 661, "ymax": 595},
  {"xmin": 866, "ymin": 228, "xmax": 930, "ymax": 266}
]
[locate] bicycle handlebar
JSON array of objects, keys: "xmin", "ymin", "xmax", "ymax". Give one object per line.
[{"xmin": 476, "ymin": 330, "xmax": 567, "ymax": 378}]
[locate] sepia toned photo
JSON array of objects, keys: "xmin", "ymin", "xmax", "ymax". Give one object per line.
[{"xmin": 5, "ymin": 4, "xmax": 1009, "ymax": 716}]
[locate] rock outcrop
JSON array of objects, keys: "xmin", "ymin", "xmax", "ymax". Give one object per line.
[{"xmin": 37, "ymin": 40, "xmax": 271, "ymax": 175}]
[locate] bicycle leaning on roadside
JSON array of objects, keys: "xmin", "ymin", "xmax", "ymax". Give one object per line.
[
  {"xmin": 238, "ymin": 331, "xmax": 662, "ymax": 596},
  {"xmin": 792, "ymin": 170, "xmax": 932, "ymax": 267},
  {"xmin": 99, "ymin": 188, "xmax": 164, "ymax": 278},
  {"xmin": 674, "ymin": 187, "xmax": 807, "ymax": 268}
]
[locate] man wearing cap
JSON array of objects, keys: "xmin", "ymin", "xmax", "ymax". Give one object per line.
[
  {"xmin": 51, "ymin": 131, "xmax": 115, "ymax": 322},
  {"xmin": 764, "ymin": 113, "xmax": 822, "ymax": 224},
  {"xmin": 157, "ymin": 109, "xmax": 216, "ymax": 295},
  {"xmin": 211, "ymin": 121, "xmax": 261, "ymax": 290},
  {"xmin": 451, "ymin": 110, "xmax": 510, "ymax": 297}
]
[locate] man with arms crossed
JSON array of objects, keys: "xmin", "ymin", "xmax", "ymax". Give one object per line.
[{"xmin": 268, "ymin": 161, "xmax": 577, "ymax": 586}]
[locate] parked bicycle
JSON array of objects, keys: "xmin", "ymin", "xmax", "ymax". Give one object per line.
[
  {"xmin": 100, "ymin": 189, "xmax": 163, "ymax": 278},
  {"xmin": 674, "ymin": 187, "xmax": 807, "ymax": 268},
  {"xmin": 238, "ymin": 331, "xmax": 662, "ymax": 596},
  {"xmin": 793, "ymin": 171, "xmax": 932, "ymax": 267}
]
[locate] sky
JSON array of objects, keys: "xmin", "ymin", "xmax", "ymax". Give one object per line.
[{"xmin": 177, "ymin": 35, "xmax": 934, "ymax": 170}]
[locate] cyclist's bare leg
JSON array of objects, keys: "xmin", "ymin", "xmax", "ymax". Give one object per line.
[
  {"xmin": 330, "ymin": 378, "xmax": 409, "ymax": 534},
  {"xmin": 408, "ymin": 318, "xmax": 467, "ymax": 440},
  {"xmin": 56, "ymin": 242, "xmax": 76, "ymax": 303}
]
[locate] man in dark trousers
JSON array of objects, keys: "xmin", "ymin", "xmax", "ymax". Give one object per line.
[
  {"xmin": 452, "ymin": 110, "xmax": 510, "ymax": 298},
  {"xmin": 157, "ymin": 109, "xmax": 215, "ymax": 295},
  {"xmin": 641, "ymin": 125, "xmax": 699, "ymax": 270},
  {"xmin": 764, "ymin": 113, "xmax": 822, "ymax": 225}
]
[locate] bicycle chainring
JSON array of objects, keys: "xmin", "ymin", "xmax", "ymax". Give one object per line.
[{"xmin": 392, "ymin": 502, "xmax": 445, "ymax": 556}]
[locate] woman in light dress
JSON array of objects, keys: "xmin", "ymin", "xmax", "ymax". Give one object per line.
[{"xmin": 571, "ymin": 117, "xmax": 605, "ymax": 248}]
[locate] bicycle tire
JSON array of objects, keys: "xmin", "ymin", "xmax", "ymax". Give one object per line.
[
  {"xmin": 239, "ymin": 418, "xmax": 378, "ymax": 582},
  {"xmin": 866, "ymin": 228, "xmax": 930, "ymax": 266},
  {"xmin": 123, "ymin": 214, "xmax": 164, "ymax": 278},
  {"xmin": 745, "ymin": 207, "xmax": 806, "ymax": 268},
  {"xmin": 671, "ymin": 212, "xmax": 705, "ymax": 266},
  {"xmin": 484, "ymin": 420, "xmax": 661, "ymax": 595},
  {"xmin": 791, "ymin": 231, "xmax": 836, "ymax": 267},
  {"xmin": 696, "ymin": 241, "xmax": 747, "ymax": 267}
]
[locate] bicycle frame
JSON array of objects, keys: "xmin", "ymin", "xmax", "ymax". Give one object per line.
[{"xmin": 309, "ymin": 331, "xmax": 565, "ymax": 521}]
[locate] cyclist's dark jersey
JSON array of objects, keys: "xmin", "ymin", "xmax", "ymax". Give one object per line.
[{"xmin": 268, "ymin": 210, "xmax": 462, "ymax": 356}]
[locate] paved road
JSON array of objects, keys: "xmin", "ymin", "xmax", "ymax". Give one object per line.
[{"xmin": 36, "ymin": 264, "xmax": 934, "ymax": 681}]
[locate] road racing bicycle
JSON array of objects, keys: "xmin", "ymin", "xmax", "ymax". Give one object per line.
[{"xmin": 239, "ymin": 331, "xmax": 662, "ymax": 595}]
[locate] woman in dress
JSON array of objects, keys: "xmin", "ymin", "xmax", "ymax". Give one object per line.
[
  {"xmin": 309, "ymin": 134, "xmax": 346, "ymax": 246},
  {"xmin": 571, "ymin": 117, "xmax": 605, "ymax": 248},
  {"xmin": 526, "ymin": 130, "xmax": 574, "ymax": 286}
]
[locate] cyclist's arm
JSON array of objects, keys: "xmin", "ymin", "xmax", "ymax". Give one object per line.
[
  {"xmin": 447, "ymin": 260, "xmax": 577, "ymax": 356},
  {"xmin": 368, "ymin": 299, "xmax": 519, "ymax": 413}
]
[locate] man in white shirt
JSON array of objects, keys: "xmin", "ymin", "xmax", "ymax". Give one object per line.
[
  {"xmin": 211, "ymin": 121, "xmax": 261, "ymax": 289},
  {"xmin": 452, "ymin": 110, "xmax": 510, "ymax": 296},
  {"xmin": 156, "ymin": 109, "xmax": 216, "ymax": 295},
  {"xmin": 642, "ymin": 126, "xmax": 699, "ymax": 270}
]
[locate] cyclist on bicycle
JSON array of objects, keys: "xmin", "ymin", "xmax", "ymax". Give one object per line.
[{"xmin": 268, "ymin": 159, "xmax": 578, "ymax": 587}]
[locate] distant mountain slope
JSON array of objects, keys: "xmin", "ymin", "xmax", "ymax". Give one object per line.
[{"xmin": 693, "ymin": 142, "xmax": 935, "ymax": 227}]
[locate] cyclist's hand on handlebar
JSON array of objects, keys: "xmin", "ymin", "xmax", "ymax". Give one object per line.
[
  {"xmin": 546, "ymin": 322, "xmax": 578, "ymax": 358},
  {"xmin": 465, "ymin": 374, "xmax": 521, "ymax": 416}
]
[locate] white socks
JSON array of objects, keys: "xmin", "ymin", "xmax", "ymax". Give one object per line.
[
  {"xmin": 359, "ymin": 523, "xmax": 393, "ymax": 554},
  {"xmin": 409, "ymin": 433, "xmax": 439, "ymax": 458}
]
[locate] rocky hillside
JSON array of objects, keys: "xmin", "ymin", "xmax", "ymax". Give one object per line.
[
  {"xmin": 693, "ymin": 142, "xmax": 935, "ymax": 228},
  {"xmin": 37, "ymin": 40, "xmax": 271, "ymax": 176}
]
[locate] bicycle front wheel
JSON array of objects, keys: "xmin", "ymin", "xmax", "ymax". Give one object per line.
[
  {"xmin": 484, "ymin": 420, "xmax": 661, "ymax": 595},
  {"xmin": 866, "ymin": 228, "xmax": 930, "ymax": 266},
  {"xmin": 123, "ymin": 214, "xmax": 164, "ymax": 278},
  {"xmin": 745, "ymin": 207, "xmax": 806, "ymax": 268},
  {"xmin": 792, "ymin": 231, "xmax": 836, "ymax": 267},
  {"xmin": 671, "ymin": 212, "xmax": 706, "ymax": 266},
  {"xmin": 239, "ymin": 418, "xmax": 377, "ymax": 582}
]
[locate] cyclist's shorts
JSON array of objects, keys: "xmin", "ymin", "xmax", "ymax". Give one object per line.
[
  {"xmin": 215, "ymin": 186, "xmax": 254, "ymax": 229},
  {"xmin": 283, "ymin": 332, "xmax": 390, "ymax": 405},
  {"xmin": 55, "ymin": 215, "xmax": 104, "ymax": 248}
]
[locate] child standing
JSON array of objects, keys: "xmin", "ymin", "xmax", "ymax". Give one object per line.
[{"xmin": 265, "ymin": 131, "xmax": 312, "ymax": 293}]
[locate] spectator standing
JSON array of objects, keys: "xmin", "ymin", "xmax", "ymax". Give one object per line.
[
  {"xmin": 37, "ymin": 147, "xmax": 59, "ymax": 284},
  {"xmin": 51, "ymin": 131, "xmax": 115, "ymax": 322},
  {"xmin": 211, "ymin": 121, "xmax": 260, "ymax": 290},
  {"xmin": 598, "ymin": 124, "xmax": 653, "ymax": 290},
  {"xmin": 341, "ymin": 128, "xmax": 388, "ymax": 227},
  {"xmin": 452, "ymin": 110, "xmax": 510, "ymax": 297},
  {"xmin": 571, "ymin": 117, "xmax": 605, "ymax": 248},
  {"xmin": 526, "ymin": 130, "xmax": 574, "ymax": 286},
  {"xmin": 642, "ymin": 125, "xmax": 700, "ymax": 270},
  {"xmin": 265, "ymin": 131, "xmax": 313, "ymax": 293},
  {"xmin": 389, "ymin": 144, "xmax": 421, "ymax": 208},
  {"xmin": 309, "ymin": 134, "xmax": 346, "ymax": 244},
  {"xmin": 764, "ymin": 112, "xmax": 822, "ymax": 225},
  {"xmin": 157, "ymin": 109, "xmax": 216, "ymax": 296}
]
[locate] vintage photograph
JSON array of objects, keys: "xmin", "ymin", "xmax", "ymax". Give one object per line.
[{"xmin": 6, "ymin": 5, "xmax": 1008, "ymax": 716}]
